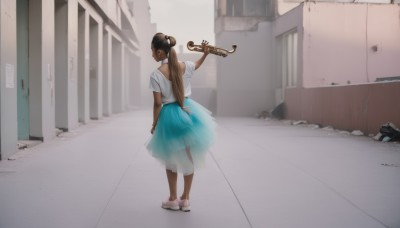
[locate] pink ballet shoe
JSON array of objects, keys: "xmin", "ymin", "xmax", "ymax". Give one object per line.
[
  {"xmin": 161, "ymin": 198, "xmax": 179, "ymax": 211},
  {"xmin": 179, "ymin": 199, "xmax": 191, "ymax": 212}
]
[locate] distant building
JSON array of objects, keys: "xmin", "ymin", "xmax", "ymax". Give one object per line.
[
  {"xmin": 130, "ymin": 0, "xmax": 157, "ymax": 108},
  {"xmin": 0, "ymin": 0, "xmax": 152, "ymax": 160},
  {"xmin": 215, "ymin": 0, "xmax": 400, "ymax": 134},
  {"xmin": 215, "ymin": 0, "xmax": 277, "ymax": 116}
]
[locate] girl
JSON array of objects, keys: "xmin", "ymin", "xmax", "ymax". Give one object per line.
[{"xmin": 146, "ymin": 33, "xmax": 216, "ymax": 212}]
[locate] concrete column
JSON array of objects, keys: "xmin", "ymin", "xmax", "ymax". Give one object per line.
[
  {"xmin": 102, "ymin": 29, "xmax": 112, "ymax": 116},
  {"xmin": 130, "ymin": 53, "xmax": 141, "ymax": 108},
  {"xmin": 78, "ymin": 8, "xmax": 90, "ymax": 123},
  {"xmin": 68, "ymin": 0, "xmax": 78, "ymax": 128},
  {"xmin": 55, "ymin": 1, "xmax": 68, "ymax": 130},
  {"xmin": 29, "ymin": 0, "xmax": 55, "ymax": 141},
  {"xmin": 55, "ymin": 0, "xmax": 78, "ymax": 131},
  {"xmin": 112, "ymin": 39, "xmax": 123, "ymax": 113},
  {"xmin": 124, "ymin": 48, "xmax": 130, "ymax": 110},
  {"xmin": 0, "ymin": 0, "xmax": 18, "ymax": 159},
  {"xmin": 121, "ymin": 44, "xmax": 126, "ymax": 111},
  {"xmin": 89, "ymin": 17, "xmax": 103, "ymax": 120}
]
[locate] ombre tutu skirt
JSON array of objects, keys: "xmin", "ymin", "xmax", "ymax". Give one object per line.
[{"xmin": 146, "ymin": 98, "xmax": 216, "ymax": 175}]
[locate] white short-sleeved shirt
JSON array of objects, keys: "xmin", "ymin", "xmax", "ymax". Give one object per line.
[{"xmin": 149, "ymin": 61, "xmax": 196, "ymax": 104}]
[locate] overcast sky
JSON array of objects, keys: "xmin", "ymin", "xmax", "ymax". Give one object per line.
[{"xmin": 147, "ymin": 0, "xmax": 215, "ymax": 52}]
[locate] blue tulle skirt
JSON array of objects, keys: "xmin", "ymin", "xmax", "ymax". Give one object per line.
[{"xmin": 146, "ymin": 98, "xmax": 216, "ymax": 175}]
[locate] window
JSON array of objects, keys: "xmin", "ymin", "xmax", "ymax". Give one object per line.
[
  {"xmin": 281, "ymin": 31, "xmax": 298, "ymax": 87},
  {"xmin": 226, "ymin": 0, "xmax": 269, "ymax": 17},
  {"xmin": 226, "ymin": 0, "xmax": 244, "ymax": 16},
  {"xmin": 245, "ymin": 0, "xmax": 267, "ymax": 17}
]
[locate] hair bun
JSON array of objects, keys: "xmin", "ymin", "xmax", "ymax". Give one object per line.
[{"xmin": 167, "ymin": 35, "xmax": 176, "ymax": 47}]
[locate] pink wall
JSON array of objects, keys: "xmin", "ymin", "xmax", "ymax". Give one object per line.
[
  {"xmin": 302, "ymin": 3, "xmax": 400, "ymax": 87},
  {"xmin": 284, "ymin": 81, "xmax": 400, "ymax": 135}
]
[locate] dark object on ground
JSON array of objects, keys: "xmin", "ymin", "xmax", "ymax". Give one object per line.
[
  {"xmin": 271, "ymin": 102, "xmax": 284, "ymax": 120},
  {"xmin": 375, "ymin": 122, "xmax": 400, "ymax": 142}
]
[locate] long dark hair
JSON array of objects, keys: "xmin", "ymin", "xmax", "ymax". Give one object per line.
[{"xmin": 151, "ymin": 33, "xmax": 184, "ymax": 109}]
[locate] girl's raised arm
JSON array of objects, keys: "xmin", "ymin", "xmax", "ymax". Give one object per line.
[{"xmin": 194, "ymin": 47, "xmax": 210, "ymax": 70}]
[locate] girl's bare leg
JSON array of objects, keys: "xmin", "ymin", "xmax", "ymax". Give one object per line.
[
  {"xmin": 166, "ymin": 169, "xmax": 178, "ymax": 201},
  {"xmin": 181, "ymin": 173, "xmax": 194, "ymax": 200},
  {"xmin": 181, "ymin": 146, "xmax": 194, "ymax": 200}
]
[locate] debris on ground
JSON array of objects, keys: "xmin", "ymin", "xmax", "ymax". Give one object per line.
[
  {"xmin": 381, "ymin": 163, "xmax": 400, "ymax": 167},
  {"xmin": 256, "ymin": 110, "xmax": 270, "ymax": 119},
  {"xmin": 55, "ymin": 128, "xmax": 64, "ymax": 136},
  {"xmin": 270, "ymin": 103, "xmax": 284, "ymax": 120},
  {"xmin": 339, "ymin": 131, "xmax": 350, "ymax": 135},
  {"xmin": 292, "ymin": 120, "xmax": 308, "ymax": 125},
  {"xmin": 322, "ymin": 126, "xmax": 334, "ymax": 131},
  {"xmin": 374, "ymin": 122, "xmax": 400, "ymax": 142},
  {"xmin": 258, "ymin": 117, "xmax": 400, "ymax": 144},
  {"xmin": 308, "ymin": 124, "xmax": 320, "ymax": 129},
  {"xmin": 351, "ymin": 130, "xmax": 364, "ymax": 136}
]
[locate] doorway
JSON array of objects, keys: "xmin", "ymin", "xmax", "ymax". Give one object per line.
[{"xmin": 17, "ymin": 0, "xmax": 30, "ymax": 140}]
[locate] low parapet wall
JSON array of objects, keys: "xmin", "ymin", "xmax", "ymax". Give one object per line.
[{"xmin": 284, "ymin": 82, "xmax": 400, "ymax": 135}]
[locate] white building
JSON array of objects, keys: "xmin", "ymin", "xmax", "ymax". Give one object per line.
[
  {"xmin": 0, "ymin": 0, "xmax": 154, "ymax": 160},
  {"xmin": 215, "ymin": 0, "xmax": 400, "ymax": 133}
]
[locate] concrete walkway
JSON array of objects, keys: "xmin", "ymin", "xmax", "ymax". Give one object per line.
[{"xmin": 0, "ymin": 109, "xmax": 399, "ymax": 228}]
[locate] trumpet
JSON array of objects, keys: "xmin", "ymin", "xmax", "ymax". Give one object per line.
[{"xmin": 187, "ymin": 40, "xmax": 237, "ymax": 57}]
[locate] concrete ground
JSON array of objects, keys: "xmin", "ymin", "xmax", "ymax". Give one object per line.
[{"xmin": 0, "ymin": 109, "xmax": 399, "ymax": 228}]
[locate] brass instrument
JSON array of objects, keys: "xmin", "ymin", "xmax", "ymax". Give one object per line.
[{"xmin": 187, "ymin": 40, "xmax": 237, "ymax": 57}]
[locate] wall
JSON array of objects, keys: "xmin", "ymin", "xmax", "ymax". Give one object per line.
[
  {"xmin": 89, "ymin": 16, "xmax": 103, "ymax": 119},
  {"xmin": 273, "ymin": 5, "xmax": 304, "ymax": 102},
  {"xmin": 95, "ymin": 0, "xmax": 119, "ymax": 27},
  {"xmin": 192, "ymin": 88, "xmax": 217, "ymax": 115},
  {"xmin": 29, "ymin": 0, "xmax": 55, "ymax": 141},
  {"xmin": 302, "ymin": 2, "xmax": 400, "ymax": 87},
  {"xmin": 279, "ymin": 2, "xmax": 400, "ymax": 134},
  {"xmin": 285, "ymin": 81, "xmax": 400, "ymax": 135},
  {"xmin": 216, "ymin": 21, "xmax": 274, "ymax": 116},
  {"xmin": 102, "ymin": 29, "xmax": 112, "ymax": 115},
  {"xmin": 55, "ymin": 0, "xmax": 79, "ymax": 131},
  {"xmin": 277, "ymin": 0, "xmax": 301, "ymax": 16},
  {"xmin": 78, "ymin": 7, "xmax": 90, "ymax": 123},
  {"xmin": 0, "ymin": 1, "xmax": 18, "ymax": 159},
  {"xmin": 366, "ymin": 4, "xmax": 400, "ymax": 81}
]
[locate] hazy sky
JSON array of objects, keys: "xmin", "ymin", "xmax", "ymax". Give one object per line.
[{"xmin": 147, "ymin": 0, "xmax": 215, "ymax": 52}]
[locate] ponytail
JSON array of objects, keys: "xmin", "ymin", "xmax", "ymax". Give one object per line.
[
  {"xmin": 152, "ymin": 33, "xmax": 185, "ymax": 109},
  {"xmin": 166, "ymin": 36, "xmax": 185, "ymax": 109}
]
